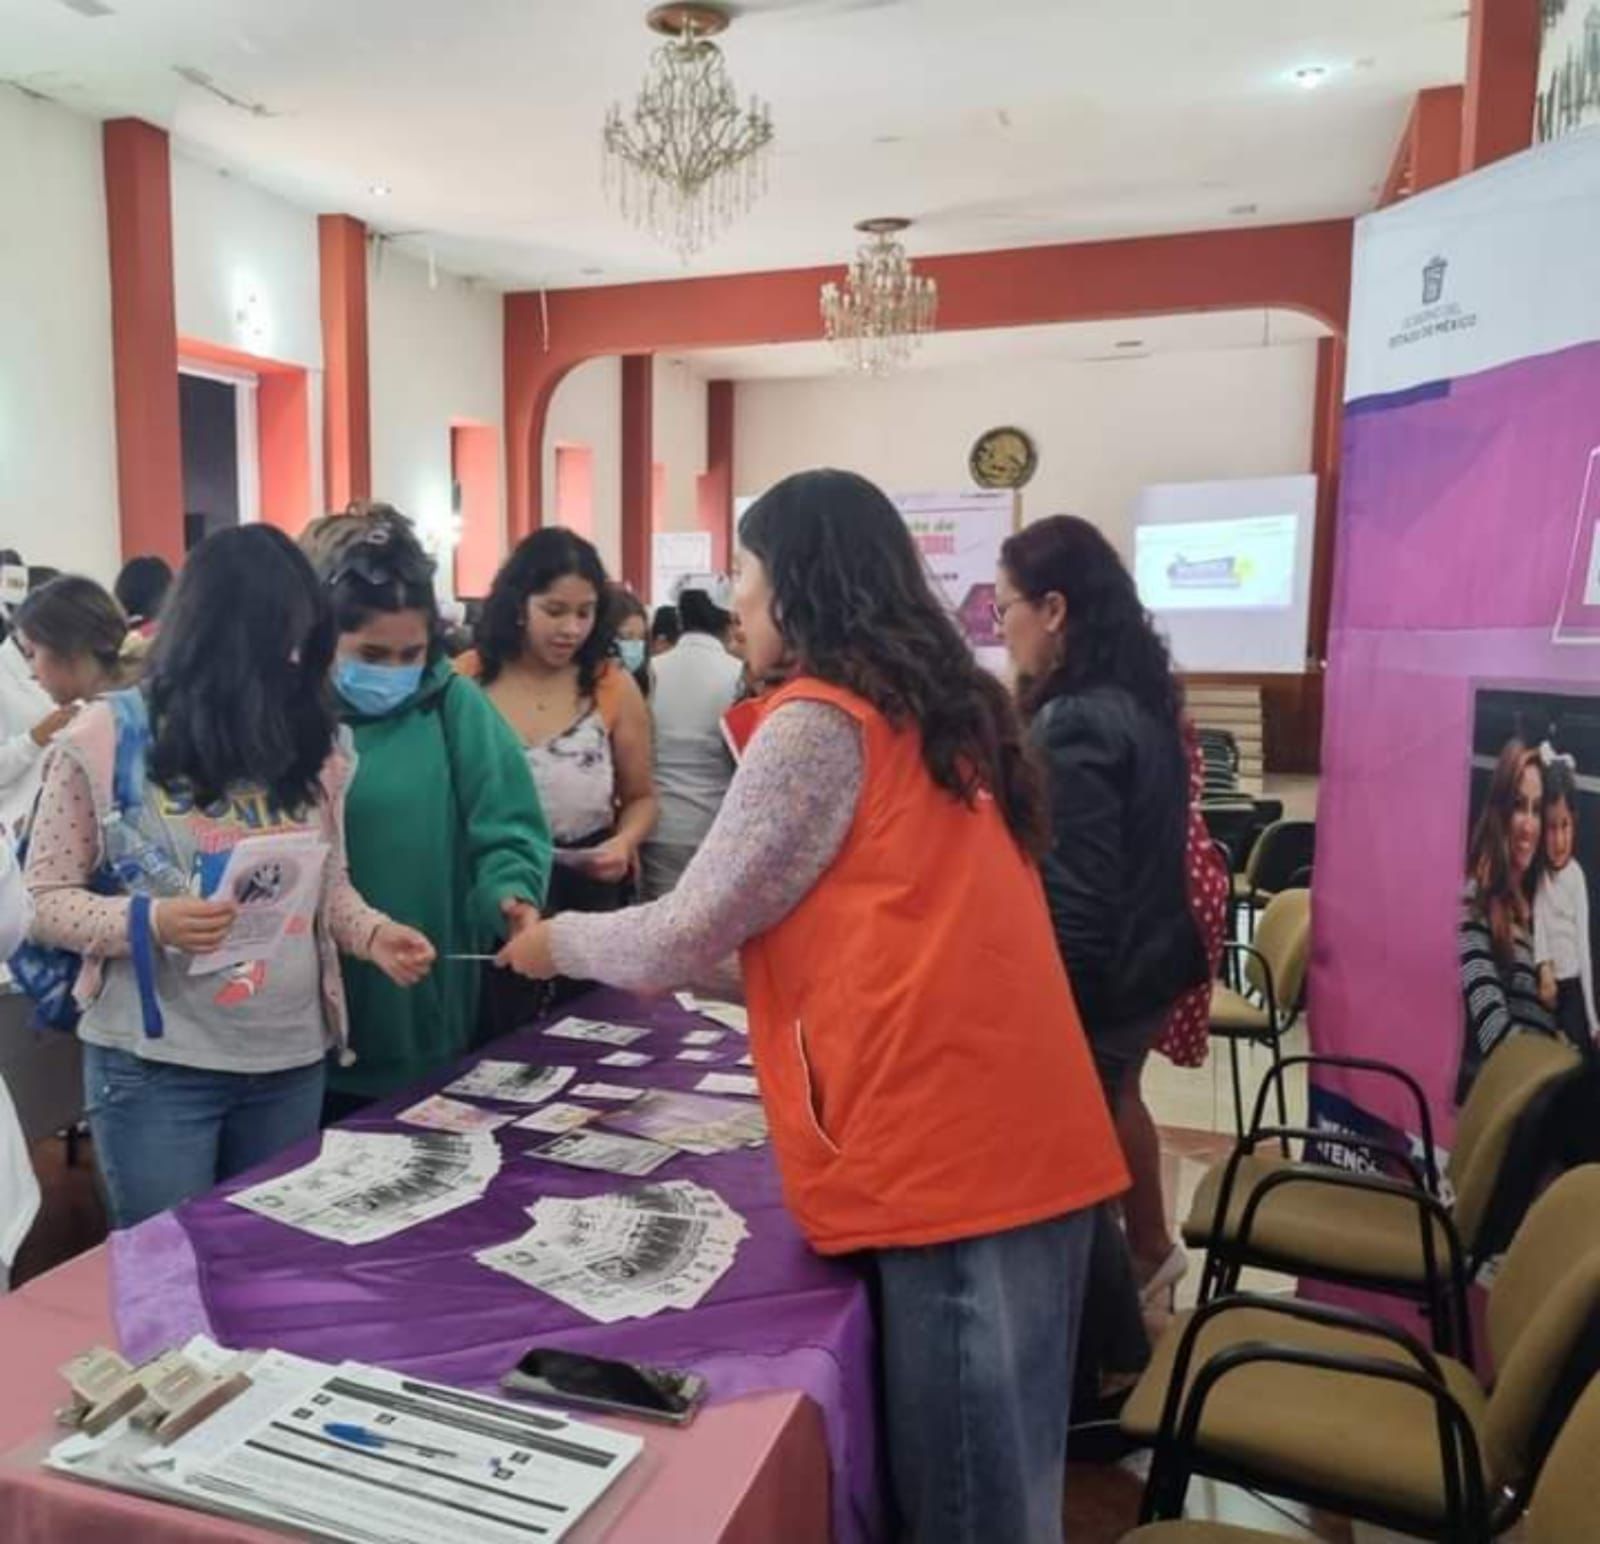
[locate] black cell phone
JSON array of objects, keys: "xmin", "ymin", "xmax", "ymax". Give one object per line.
[{"xmin": 501, "ymin": 1347, "xmax": 706, "ymax": 1426}]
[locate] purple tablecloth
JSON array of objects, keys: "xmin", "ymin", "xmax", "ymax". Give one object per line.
[{"xmin": 109, "ymin": 989, "xmax": 882, "ymax": 1544}]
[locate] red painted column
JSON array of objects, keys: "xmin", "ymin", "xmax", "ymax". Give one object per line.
[
  {"xmin": 619, "ymin": 356, "xmax": 653, "ymax": 593},
  {"xmin": 452, "ymin": 423, "xmax": 502, "ymax": 597},
  {"xmin": 1461, "ymin": 0, "xmax": 1540, "ymax": 173},
  {"xmin": 704, "ymin": 379, "xmax": 734, "ymax": 571},
  {"xmin": 103, "ymin": 119, "xmax": 183, "ymax": 565},
  {"xmin": 318, "ymin": 214, "xmax": 371, "ymax": 511},
  {"xmin": 1413, "ymin": 86, "xmax": 1466, "ymax": 193},
  {"xmin": 1307, "ymin": 335, "xmax": 1346, "ymax": 668},
  {"xmin": 1380, "ymin": 87, "xmax": 1466, "ymax": 207}
]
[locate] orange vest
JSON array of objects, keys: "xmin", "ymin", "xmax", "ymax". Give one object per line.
[{"xmin": 726, "ymin": 677, "xmax": 1128, "ymax": 1255}]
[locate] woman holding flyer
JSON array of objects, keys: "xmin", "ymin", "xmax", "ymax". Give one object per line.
[
  {"xmin": 302, "ymin": 505, "xmax": 552, "ymax": 1113},
  {"xmin": 497, "ymin": 469, "xmax": 1127, "ymax": 1544},
  {"xmin": 23, "ymin": 527, "xmax": 436, "ymax": 1228}
]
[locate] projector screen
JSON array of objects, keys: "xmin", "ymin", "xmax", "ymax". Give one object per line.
[{"xmin": 1131, "ymin": 474, "xmax": 1317, "ymax": 674}]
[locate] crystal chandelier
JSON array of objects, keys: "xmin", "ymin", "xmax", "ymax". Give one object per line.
[
  {"xmin": 820, "ymin": 219, "xmax": 939, "ymax": 377},
  {"xmin": 602, "ymin": 4, "xmax": 774, "ymax": 261}
]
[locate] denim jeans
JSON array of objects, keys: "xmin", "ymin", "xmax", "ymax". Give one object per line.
[
  {"xmin": 873, "ymin": 1207, "xmax": 1095, "ymax": 1544},
  {"xmin": 83, "ymin": 1043, "xmax": 325, "ymax": 1229}
]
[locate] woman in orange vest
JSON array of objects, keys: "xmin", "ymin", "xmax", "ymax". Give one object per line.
[{"xmin": 498, "ymin": 469, "xmax": 1127, "ymax": 1543}]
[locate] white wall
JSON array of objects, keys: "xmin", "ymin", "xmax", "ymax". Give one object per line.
[
  {"xmin": 0, "ymin": 88, "xmax": 120, "ymax": 579},
  {"xmin": 733, "ymin": 344, "xmax": 1318, "ymax": 556},
  {"xmin": 544, "ymin": 356, "xmax": 622, "ymax": 573},
  {"xmin": 368, "ymin": 246, "xmax": 503, "ymax": 575},
  {"xmin": 652, "ymin": 356, "xmax": 707, "ymax": 535},
  {"xmin": 171, "ymin": 154, "xmax": 321, "ymax": 368},
  {"xmin": 170, "ymin": 152, "xmax": 324, "ymax": 522}
]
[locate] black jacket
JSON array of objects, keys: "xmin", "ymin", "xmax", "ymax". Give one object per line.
[{"xmin": 1031, "ymin": 684, "xmax": 1208, "ymax": 1033}]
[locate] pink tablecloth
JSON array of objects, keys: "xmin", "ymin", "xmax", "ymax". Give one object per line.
[{"xmin": 0, "ymin": 1246, "xmax": 832, "ymax": 1542}]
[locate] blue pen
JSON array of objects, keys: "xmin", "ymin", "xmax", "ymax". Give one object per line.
[{"xmin": 322, "ymin": 1421, "xmax": 460, "ymax": 1461}]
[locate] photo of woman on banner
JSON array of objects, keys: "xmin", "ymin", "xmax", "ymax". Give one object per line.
[
  {"xmin": 1457, "ymin": 740, "xmax": 1558, "ymax": 1104},
  {"xmin": 1533, "ymin": 746, "xmax": 1598, "ymax": 1053}
]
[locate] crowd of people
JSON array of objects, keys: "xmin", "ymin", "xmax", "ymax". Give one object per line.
[{"xmin": 0, "ymin": 469, "xmax": 1225, "ymax": 1542}]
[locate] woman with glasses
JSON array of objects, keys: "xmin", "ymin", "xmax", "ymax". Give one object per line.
[
  {"xmin": 302, "ymin": 505, "xmax": 551, "ymax": 1115},
  {"xmin": 995, "ymin": 514, "xmax": 1210, "ymax": 1403}
]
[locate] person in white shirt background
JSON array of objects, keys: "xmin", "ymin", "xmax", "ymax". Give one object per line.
[
  {"xmin": 639, "ymin": 578, "xmax": 744, "ymax": 900},
  {"xmin": 1534, "ymin": 749, "xmax": 1598, "ymax": 1049},
  {"xmin": 0, "ymin": 556, "xmax": 77, "ymax": 843}
]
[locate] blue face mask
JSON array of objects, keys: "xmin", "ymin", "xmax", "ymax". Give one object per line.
[
  {"xmin": 335, "ymin": 658, "xmax": 424, "ymax": 717},
  {"xmin": 617, "ymin": 639, "xmax": 647, "ymax": 673}
]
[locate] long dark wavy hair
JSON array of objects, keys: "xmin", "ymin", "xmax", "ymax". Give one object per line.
[
  {"xmin": 145, "ymin": 526, "xmax": 337, "ymax": 814},
  {"xmin": 1467, "ymin": 741, "xmax": 1543, "ymax": 967},
  {"xmin": 739, "ymin": 469, "xmax": 1047, "ymax": 857},
  {"xmin": 478, "ymin": 528, "xmax": 614, "ymax": 693},
  {"xmin": 1001, "ymin": 515, "xmax": 1184, "ymax": 727}
]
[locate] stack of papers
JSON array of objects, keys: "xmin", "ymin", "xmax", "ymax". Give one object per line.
[
  {"xmin": 603, "ymin": 1090, "xmax": 767, "ymax": 1155},
  {"xmin": 443, "ymin": 1060, "xmax": 576, "ymax": 1104},
  {"xmin": 229, "ymin": 1131, "xmax": 500, "ymax": 1245},
  {"xmin": 475, "ymin": 1181, "xmax": 748, "ymax": 1322},
  {"xmin": 395, "ymin": 1094, "xmax": 515, "ymax": 1134},
  {"xmin": 514, "ymin": 1101, "xmax": 598, "ymax": 1135},
  {"xmin": 675, "ymin": 994, "xmax": 749, "ymax": 1034},
  {"xmin": 528, "ymin": 1130, "xmax": 677, "ymax": 1176},
  {"xmin": 48, "ymin": 1339, "xmax": 640, "ymax": 1544},
  {"xmin": 543, "ymin": 1016, "xmax": 652, "ymax": 1048}
]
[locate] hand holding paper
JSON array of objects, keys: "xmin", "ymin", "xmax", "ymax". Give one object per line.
[
  {"xmin": 579, "ymin": 838, "xmax": 633, "ymax": 885},
  {"xmin": 496, "ymin": 918, "xmax": 559, "ymax": 980},
  {"xmin": 155, "ymin": 897, "xmax": 239, "ymax": 955}
]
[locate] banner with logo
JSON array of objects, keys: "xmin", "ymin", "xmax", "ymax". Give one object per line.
[
  {"xmin": 892, "ymin": 489, "xmax": 1018, "ymax": 671},
  {"xmin": 1311, "ymin": 131, "xmax": 1600, "ymax": 1170}
]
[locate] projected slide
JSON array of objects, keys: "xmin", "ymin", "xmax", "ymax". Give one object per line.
[
  {"xmin": 1135, "ymin": 514, "xmax": 1299, "ymax": 612},
  {"xmin": 1130, "ymin": 474, "xmax": 1317, "ymax": 674}
]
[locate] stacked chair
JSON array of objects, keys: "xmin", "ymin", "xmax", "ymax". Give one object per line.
[
  {"xmin": 1197, "ymin": 729, "xmax": 1242, "ymax": 798},
  {"xmin": 1120, "ymin": 1162, "xmax": 1600, "ymax": 1540}
]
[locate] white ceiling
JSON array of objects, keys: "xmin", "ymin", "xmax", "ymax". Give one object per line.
[
  {"xmin": 680, "ymin": 306, "xmax": 1330, "ymax": 380},
  {"xmin": 2, "ymin": 0, "xmax": 1469, "ymax": 290}
]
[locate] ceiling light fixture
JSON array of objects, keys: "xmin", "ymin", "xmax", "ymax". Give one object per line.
[
  {"xmin": 602, "ymin": 3, "xmax": 774, "ymax": 261},
  {"xmin": 368, "ymin": 182, "xmax": 392, "ymax": 197},
  {"xmin": 820, "ymin": 218, "xmax": 938, "ymax": 377},
  {"xmin": 1292, "ymin": 64, "xmax": 1329, "ymax": 89}
]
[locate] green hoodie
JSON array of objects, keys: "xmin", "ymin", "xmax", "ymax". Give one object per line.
[{"xmin": 330, "ymin": 657, "xmax": 551, "ymax": 1099}]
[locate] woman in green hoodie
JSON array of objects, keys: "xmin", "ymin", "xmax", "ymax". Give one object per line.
[{"xmin": 303, "ymin": 505, "xmax": 551, "ymax": 1116}]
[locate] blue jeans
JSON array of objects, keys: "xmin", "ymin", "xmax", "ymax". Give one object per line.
[
  {"xmin": 874, "ymin": 1208, "xmax": 1095, "ymax": 1544},
  {"xmin": 83, "ymin": 1044, "xmax": 325, "ymax": 1229}
]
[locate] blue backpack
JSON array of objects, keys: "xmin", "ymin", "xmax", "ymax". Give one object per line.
[{"xmin": 8, "ymin": 689, "xmax": 166, "ymax": 1037}]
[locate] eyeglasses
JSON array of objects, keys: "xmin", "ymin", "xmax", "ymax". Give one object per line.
[{"xmin": 991, "ymin": 596, "xmax": 1024, "ymax": 627}]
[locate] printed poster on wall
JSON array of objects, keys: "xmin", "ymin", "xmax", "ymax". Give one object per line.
[
  {"xmin": 650, "ymin": 530, "xmax": 713, "ymax": 610},
  {"xmin": 892, "ymin": 490, "xmax": 1017, "ymax": 672},
  {"xmin": 1310, "ymin": 128, "xmax": 1600, "ymax": 1174}
]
